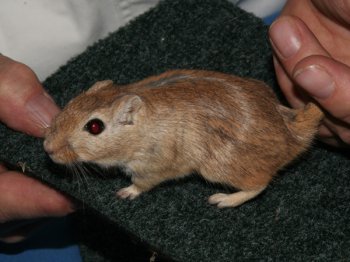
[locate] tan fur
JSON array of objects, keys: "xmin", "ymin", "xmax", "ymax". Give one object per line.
[{"xmin": 44, "ymin": 70, "xmax": 324, "ymax": 208}]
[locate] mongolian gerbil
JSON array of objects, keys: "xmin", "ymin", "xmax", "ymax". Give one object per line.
[{"xmin": 44, "ymin": 70, "xmax": 323, "ymax": 208}]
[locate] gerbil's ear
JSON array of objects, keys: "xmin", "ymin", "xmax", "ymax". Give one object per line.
[
  {"xmin": 86, "ymin": 80, "xmax": 113, "ymax": 94},
  {"xmin": 113, "ymin": 95, "xmax": 144, "ymax": 125}
]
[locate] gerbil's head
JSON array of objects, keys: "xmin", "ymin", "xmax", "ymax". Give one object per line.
[{"xmin": 44, "ymin": 80, "xmax": 145, "ymax": 167}]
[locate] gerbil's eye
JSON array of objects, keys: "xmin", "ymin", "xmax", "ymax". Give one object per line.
[{"xmin": 84, "ymin": 118, "xmax": 105, "ymax": 135}]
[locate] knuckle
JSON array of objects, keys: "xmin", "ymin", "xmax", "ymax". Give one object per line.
[
  {"xmin": 0, "ymin": 61, "xmax": 37, "ymax": 91},
  {"xmin": 338, "ymin": 129, "xmax": 350, "ymax": 144}
]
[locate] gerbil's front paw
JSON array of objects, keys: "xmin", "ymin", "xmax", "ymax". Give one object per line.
[{"xmin": 116, "ymin": 184, "xmax": 142, "ymax": 200}]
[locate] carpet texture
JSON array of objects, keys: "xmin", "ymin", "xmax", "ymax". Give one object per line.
[{"xmin": 1, "ymin": 0, "xmax": 350, "ymax": 261}]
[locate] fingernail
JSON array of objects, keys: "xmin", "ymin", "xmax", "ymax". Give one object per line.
[
  {"xmin": 26, "ymin": 92, "xmax": 60, "ymax": 128},
  {"xmin": 294, "ymin": 65, "xmax": 335, "ymax": 99},
  {"xmin": 269, "ymin": 19, "xmax": 301, "ymax": 58}
]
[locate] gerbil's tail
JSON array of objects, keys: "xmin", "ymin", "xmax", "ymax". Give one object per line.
[{"xmin": 278, "ymin": 102, "xmax": 324, "ymax": 146}]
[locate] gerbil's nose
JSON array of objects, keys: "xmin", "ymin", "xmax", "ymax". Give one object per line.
[{"xmin": 43, "ymin": 139, "xmax": 54, "ymax": 155}]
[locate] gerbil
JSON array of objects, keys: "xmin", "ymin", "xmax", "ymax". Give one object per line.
[{"xmin": 44, "ymin": 70, "xmax": 323, "ymax": 208}]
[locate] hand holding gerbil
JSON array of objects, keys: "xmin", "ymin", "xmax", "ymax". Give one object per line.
[
  {"xmin": 44, "ymin": 70, "xmax": 323, "ymax": 208},
  {"xmin": 0, "ymin": 55, "xmax": 73, "ymax": 241},
  {"xmin": 270, "ymin": 0, "xmax": 350, "ymax": 147}
]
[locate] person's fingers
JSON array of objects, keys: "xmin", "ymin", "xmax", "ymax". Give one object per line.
[
  {"xmin": 293, "ymin": 55, "xmax": 350, "ymax": 144},
  {"xmin": 280, "ymin": 0, "xmax": 350, "ymax": 66},
  {"xmin": 312, "ymin": 0, "xmax": 350, "ymax": 27},
  {"xmin": 0, "ymin": 55, "xmax": 60, "ymax": 137},
  {"xmin": 269, "ymin": 16, "xmax": 350, "ymax": 145},
  {"xmin": 269, "ymin": 15, "xmax": 331, "ymax": 109},
  {"xmin": 0, "ymin": 166, "xmax": 74, "ymax": 223},
  {"xmin": 269, "ymin": 16, "xmax": 330, "ymax": 74},
  {"xmin": 0, "ymin": 218, "xmax": 50, "ymax": 244},
  {"xmin": 293, "ymin": 55, "xmax": 350, "ymax": 119},
  {"xmin": 272, "ymin": 56, "xmax": 307, "ymax": 108},
  {"xmin": 0, "ymin": 164, "xmax": 6, "ymax": 173}
]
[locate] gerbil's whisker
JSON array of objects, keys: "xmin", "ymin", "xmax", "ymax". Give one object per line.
[
  {"xmin": 68, "ymin": 162, "xmax": 87, "ymax": 209},
  {"xmin": 66, "ymin": 163, "xmax": 80, "ymax": 197},
  {"xmin": 86, "ymin": 163, "xmax": 102, "ymax": 177},
  {"xmin": 76, "ymin": 163, "xmax": 91, "ymax": 188}
]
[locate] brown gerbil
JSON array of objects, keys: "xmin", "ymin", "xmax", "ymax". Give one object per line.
[{"xmin": 44, "ymin": 70, "xmax": 323, "ymax": 208}]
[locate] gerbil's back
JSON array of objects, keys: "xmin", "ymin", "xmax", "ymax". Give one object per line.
[
  {"xmin": 123, "ymin": 70, "xmax": 290, "ymax": 150},
  {"xmin": 124, "ymin": 70, "xmax": 278, "ymax": 114},
  {"xmin": 125, "ymin": 70, "xmax": 308, "ymax": 168}
]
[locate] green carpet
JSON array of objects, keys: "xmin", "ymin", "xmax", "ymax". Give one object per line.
[{"xmin": 1, "ymin": 0, "xmax": 350, "ymax": 261}]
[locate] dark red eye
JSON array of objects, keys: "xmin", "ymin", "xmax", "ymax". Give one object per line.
[{"xmin": 85, "ymin": 118, "xmax": 105, "ymax": 135}]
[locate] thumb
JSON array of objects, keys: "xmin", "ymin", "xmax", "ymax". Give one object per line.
[
  {"xmin": 0, "ymin": 55, "xmax": 60, "ymax": 137},
  {"xmin": 293, "ymin": 55, "xmax": 350, "ymax": 119},
  {"xmin": 293, "ymin": 55, "xmax": 350, "ymax": 143}
]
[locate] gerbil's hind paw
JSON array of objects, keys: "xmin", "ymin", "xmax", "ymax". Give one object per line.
[
  {"xmin": 208, "ymin": 188, "xmax": 265, "ymax": 208},
  {"xmin": 116, "ymin": 184, "xmax": 142, "ymax": 200}
]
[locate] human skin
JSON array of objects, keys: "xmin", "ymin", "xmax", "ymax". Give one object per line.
[
  {"xmin": 269, "ymin": 0, "xmax": 350, "ymax": 147},
  {"xmin": 1, "ymin": 0, "xmax": 349, "ymax": 242},
  {"xmin": 0, "ymin": 55, "xmax": 73, "ymax": 242}
]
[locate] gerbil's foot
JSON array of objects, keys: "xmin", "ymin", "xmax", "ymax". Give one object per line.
[
  {"xmin": 116, "ymin": 184, "xmax": 142, "ymax": 200},
  {"xmin": 208, "ymin": 187, "xmax": 266, "ymax": 208}
]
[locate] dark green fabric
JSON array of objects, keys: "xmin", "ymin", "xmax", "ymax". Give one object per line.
[{"xmin": 1, "ymin": 0, "xmax": 350, "ymax": 261}]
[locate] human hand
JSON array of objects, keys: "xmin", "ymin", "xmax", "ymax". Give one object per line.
[
  {"xmin": 269, "ymin": 0, "xmax": 350, "ymax": 147},
  {"xmin": 0, "ymin": 55, "xmax": 73, "ymax": 241}
]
